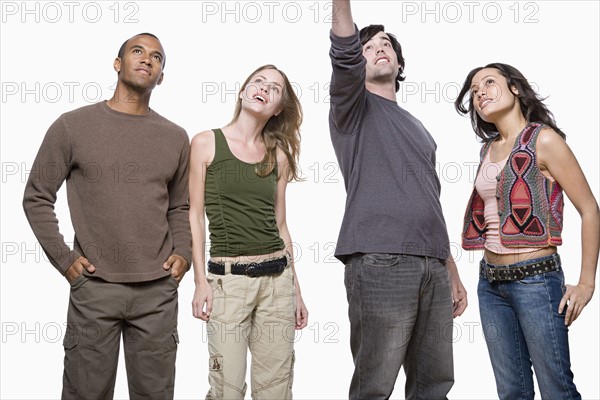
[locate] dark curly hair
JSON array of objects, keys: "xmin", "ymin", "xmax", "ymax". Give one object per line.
[{"xmin": 454, "ymin": 62, "xmax": 565, "ymax": 142}]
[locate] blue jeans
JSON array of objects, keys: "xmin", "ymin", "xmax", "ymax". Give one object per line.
[
  {"xmin": 478, "ymin": 253, "xmax": 581, "ymax": 400},
  {"xmin": 344, "ymin": 253, "xmax": 454, "ymax": 400}
]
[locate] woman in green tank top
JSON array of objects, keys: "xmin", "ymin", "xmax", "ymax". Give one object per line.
[{"xmin": 189, "ymin": 65, "xmax": 308, "ymax": 399}]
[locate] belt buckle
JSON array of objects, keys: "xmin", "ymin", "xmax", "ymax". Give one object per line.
[{"xmin": 246, "ymin": 262, "xmax": 259, "ymax": 277}]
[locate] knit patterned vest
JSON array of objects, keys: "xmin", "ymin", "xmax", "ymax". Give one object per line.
[{"xmin": 462, "ymin": 123, "xmax": 564, "ymax": 250}]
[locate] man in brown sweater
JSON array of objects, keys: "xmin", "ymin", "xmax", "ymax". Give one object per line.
[{"xmin": 23, "ymin": 33, "xmax": 191, "ymax": 399}]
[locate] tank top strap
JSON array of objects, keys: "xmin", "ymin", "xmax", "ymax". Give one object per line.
[{"xmin": 212, "ymin": 128, "xmax": 233, "ymax": 163}]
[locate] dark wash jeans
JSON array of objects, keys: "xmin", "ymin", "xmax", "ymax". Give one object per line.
[{"xmin": 344, "ymin": 253, "xmax": 454, "ymax": 400}]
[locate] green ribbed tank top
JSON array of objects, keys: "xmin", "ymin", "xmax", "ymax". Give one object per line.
[{"xmin": 204, "ymin": 129, "xmax": 284, "ymax": 257}]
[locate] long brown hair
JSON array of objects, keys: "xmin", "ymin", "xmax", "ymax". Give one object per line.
[
  {"xmin": 454, "ymin": 63, "xmax": 565, "ymax": 142},
  {"xmin": 230, "ymin": 64, "xmax": 302, "ymax": 182}
]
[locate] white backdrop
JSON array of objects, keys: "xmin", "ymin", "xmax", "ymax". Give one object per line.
[{"xmin": 1, "ymin": 1, "xmax": 599, "ymax": 399}]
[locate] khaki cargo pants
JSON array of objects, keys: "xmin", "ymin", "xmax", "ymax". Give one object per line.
[{"xmin": 205, "ymin": 263, "xmax": 296, "ymax": 399}]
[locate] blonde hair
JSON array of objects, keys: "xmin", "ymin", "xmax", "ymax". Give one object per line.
[{"xmin": 230, "ymin": 64, "xmax": 302, "ymax": 182}]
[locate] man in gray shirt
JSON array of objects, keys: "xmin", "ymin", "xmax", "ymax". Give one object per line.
[{"xmin": 329, "ymin": 1, "xmax": 467, "ymax": 399}]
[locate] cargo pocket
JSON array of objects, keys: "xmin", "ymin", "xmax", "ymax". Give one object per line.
[
  {"xmin": 288, "ymin": 350, "xmax": 295, "ymax": 391},
  {"xmin": 171, "ymin": 331, "xmax": 179, "ymax": 350},
  {"xmin": 206, "ymin": 355, "xmax": 224, "ymax": 399},
  {"xmin": 62, "ymin": 326, "xmax": 80, "ymax": 391},
  {"xmin": 273, "ymin": 267, "xmax": 295, "ymax": 321},
  {"xmin": 208, "ymin": 273, "xmax": 247, "ymax": 323}
]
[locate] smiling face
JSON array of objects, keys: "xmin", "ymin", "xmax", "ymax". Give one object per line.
[
  {"xmin": 362, "ymin": 31, "xmax": 400, "ymax": 88},
  {"xmin": 470, "ymin": 68, "xmax": 520, "ymax": 124},
  {"xmin": 240, "ymin": 68, "xmax": 285, "ymax": 118},
  {"xmin": 114, "ymin": 34, "xmax": 165, "ymax": 93}
]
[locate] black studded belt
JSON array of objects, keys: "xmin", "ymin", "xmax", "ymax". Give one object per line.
[
  {"xmin": 208, "ymin": 255, "xmax": 288, "ymax": 278},
  {"xmin": 480, "ymin": 255, "xmax": 560, "ymax": 283}
]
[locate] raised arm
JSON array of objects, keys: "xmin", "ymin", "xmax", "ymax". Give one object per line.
[
  {"xmin": 537, "ymin": 127, "xmax": 600, "ymax": 326},
  {"xmin": 329, "ymin": 0, "xmax": 368, "ymax": 137},
  {"xmin": 332, "ymin": 0, "xmax": 355, "ymax": 37},
  {"xmin": 190, "ymin": 130, "xmax": 215, "ymax": 321}
]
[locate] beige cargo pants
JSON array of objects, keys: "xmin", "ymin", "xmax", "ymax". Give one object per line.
[{"xmin": 205, "ymin": 262, "xmax": 296, "ymax": 399}]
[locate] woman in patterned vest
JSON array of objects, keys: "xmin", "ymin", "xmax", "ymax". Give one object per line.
[{"xmin": 455, "ymin": 63, "xmax": 599, "ymax": 400}]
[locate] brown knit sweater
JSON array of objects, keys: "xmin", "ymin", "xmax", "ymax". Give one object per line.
[{"xmin": 23, "ymin": 101, "xmax": 192, "ymax": 282}]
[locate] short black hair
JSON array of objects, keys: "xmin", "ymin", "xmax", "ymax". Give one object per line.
[
  {"xmin": 117, "ymin": 33, "xmax": 165, "ymax": 69},
  {"xmin": 359, "ymin": 25, "xmax": 405, "ymax": 92}
]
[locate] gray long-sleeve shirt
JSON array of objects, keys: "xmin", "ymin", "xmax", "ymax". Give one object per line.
[
  {"xmin": 23, "ymin": 101, "xmax": 192, "ymax": 282},
  {"xmin": 329, "ymin": 29, "xmax": 450, "ymax": 263}
]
